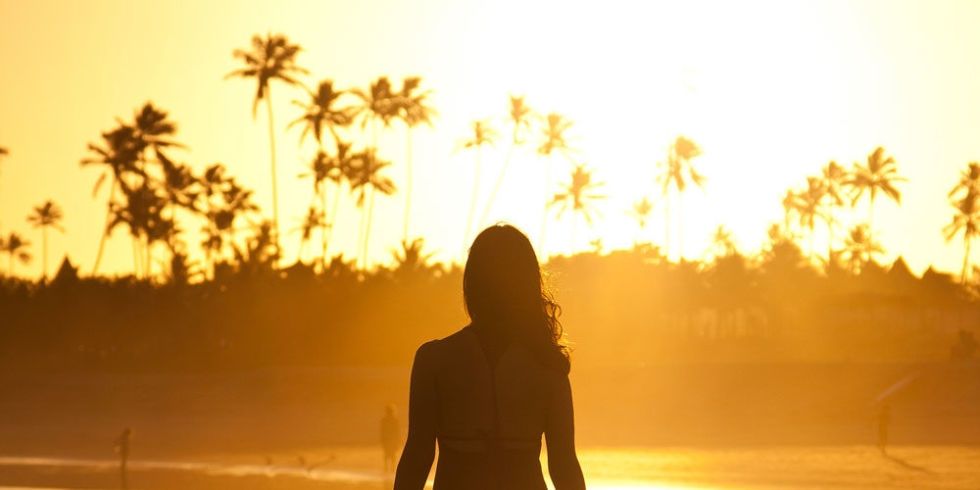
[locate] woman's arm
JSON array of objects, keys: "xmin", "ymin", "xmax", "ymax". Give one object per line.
[
  {"xmin": 393, "ymin": 342, "xmax": 438, "ymax": 490},
  {"xmin": 546, "ymin": 374, "xmax": 586, "ymax": 490}
]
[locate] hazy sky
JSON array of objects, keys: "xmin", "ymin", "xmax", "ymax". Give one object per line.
[{"xmin": 2, "ymin": 0, "xmax": 980, "ymax": 278}]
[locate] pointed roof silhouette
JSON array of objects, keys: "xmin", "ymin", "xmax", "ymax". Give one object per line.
[{"xmin": 51, "ymin": 256, "xmax": 78, "ymax": 286}]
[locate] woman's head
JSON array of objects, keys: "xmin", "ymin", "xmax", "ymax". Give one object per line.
[{"xmin": 463, "ymin": 224, "xmax": 569, "ymax": 372}]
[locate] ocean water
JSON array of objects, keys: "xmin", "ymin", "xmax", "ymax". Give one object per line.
[{"xmin": 2, "ymin": 445, "xmax": 979, "ymax": 489}]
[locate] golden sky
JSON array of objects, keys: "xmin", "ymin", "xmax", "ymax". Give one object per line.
[{"xmin": 1, "ymin": 0, "xmax": 980, "ymax": 277}]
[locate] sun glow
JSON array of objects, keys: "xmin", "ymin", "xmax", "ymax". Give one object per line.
[{"xmin": 1, "ymin": 0, "xmax": 980, "ymax": 277}]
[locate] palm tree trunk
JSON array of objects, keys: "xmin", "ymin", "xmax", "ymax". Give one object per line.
[
  {"xmin": 962, "ymin": 235, "xmax": 972, "ymax": 283},
  {"xmin": 321, "ymin": 189, "xmax": 329, "ymax": 269},
  {"xmin": 479, "ymin": 142, "xmax": 516, "ymax": 228},
  {"xmin": 92, "ymin": 179, "xmax": 119, "ymax": 275},
  {"xmin": 328, "ymin": 182, "xmax": 343, "ymax": 247},
  {"xmin": 827, "ymin": 221, "xmax": 835, "ymax": 265},
  {"xmin": 42, "ymin": 227, "xmax": 48, "ymax": 281},
  {"xmin": 868, "ymin": 196, "xmax": 875, "ymax": 230},
  {"xmin": 265, "ymin": 92, "xmax": 281, "ymax": 261},
  {"xmin": 145, "ymin": 238, "xmax": 152, "ymax": 279},
  {"xmin": 403, "ymin": 129, "xmax": 414, "ymax": 241},
  {"xmin": 363, "ymin": 188, "xmax": 377, "ymax": 269},
  {"xmin": 463, "ymin": 148, "xmax": 482, "ymax": 256}
]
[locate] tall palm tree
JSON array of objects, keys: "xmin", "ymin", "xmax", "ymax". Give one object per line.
[
  {"xmin": 26, "ymin": 200, "xmax": 64, "ymax": 280},
  {"xmin": 944, "ymin": 162, "xmax": 980, "ymax": 282},
  {"xmin": 459, "ymin": 120, "xmax": 498, "ymax": 253},
  {"xmin": 325, "ymin": 141, "xmax": 356, "ymax": 250},
  {"xmin": 848, "ymin": 146, "xmax": 905, "ymax": 229},
  {"xmin": 656, "ymin": 136, "xmax": 703, "ymax": 259},
  {"xmin": 348, "ymin": 149, "xmax": 396, "ymax": 269},
  {"xmin": 536, "ymin": 112, "xmax": 574, "ymax": 255},
  {"xmin": 299, "ymin": 150, "xmax": 339, "ymax": 265},
  {"xmin": 842, "ymin": 224, "xmax": 884, "ymax": 273},
  {"xmin": 0, "ymin": 146, "xmax": 7, "ymax": 210},
  {"xmin": 294, "ymin": 206, "xmax": 325, "ymax": 262},
  {"xmin": 290, "ymin": 79, "xmax": 353, "ymax": 149},
  {"xmin": 781, "ymin": 189, "xmax": 801, "ymax": 235},
  {"xmin": 353, "ymin": 77, "xmax": 398, "ymax": 139},
  {"xmin": 794, "ymin": 176, "xmax": 828, "ymax": 259},
  {"xmin": 548, "ymin": 164, "xmax": 605, "ymax": 252},
  {"xmin": 628, "ymin": 196, "xmax": 654, "ymax": 243},
  {"xmin": 198, "ymin": 164, "xmax": 259, "ymax": 274},
  {"xmin": 820, "ymin": 161, "xmax": 848, "ymax": 260},
  {"xmin": 131, "ymin": 102, "xmax": 183, "ymax": 163},
  {"xmin": 480, "ymin": 95, "xmax": 534, "ymax": 226},
  {"xmin": 81, "ymin": 125, "xmax": 141, "ymax": 274},
  {"xmin": 397, "ymin": 76, "xmax": 436, "ymax": 241},
  {"xmin": 227, "ymin": 33, "xmax": 308, "ymax": 250},
  {"xmin": 1, "ymin": 232, "xmax": 31, "ymax": 277}
]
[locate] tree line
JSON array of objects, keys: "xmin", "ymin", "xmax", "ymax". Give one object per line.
[{"xmin": 0, "ymin": 32, "xmax": 979, "ymax": 288}]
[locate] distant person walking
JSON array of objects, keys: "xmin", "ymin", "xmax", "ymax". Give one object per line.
[
  {"xmin": 114, "ymin": 427, "xmax": 131, "ymax": 489},
  {"xmin": 877, "ymin": 404, "xmax": 891, "ymax": 455},
  {"xmin": 394, "ymin": 224, "xmax": 586, "ymax": 490},
  {"xmin": 382, "ymin": 404, "xmax": 402, "ymax": 473}
]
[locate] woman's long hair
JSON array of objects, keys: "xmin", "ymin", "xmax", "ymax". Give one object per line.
[{"xmin": 463, "ymin": 224, "xmax": 570, "ymax": 373}]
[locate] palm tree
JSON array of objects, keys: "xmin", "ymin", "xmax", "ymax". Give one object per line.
[
  {"xmin": 548, "ymin": 164, "xmax": 605, "ymax": 252},
  {"xmin": 781, "ymin": 189, "xmax": 801, "ymax": 235},
  {"xmin": 842, "ymin": 224, "xmax": 884, "ymax": 273},
  {"xmin": 708, "ymin": 225, "xmax": 738, "ymax": 259},
  {"xmin": 459, "ymin": 120, "xmax": 498, "ymax": 253},
  {"xmin": 536, "ymin": 112, "xmax": 575, "ymax": 255},
  {"xmin": 657, "ymin": 136, "xmax": 703, "ymax": 259},
  {"xmin": 353, "ymin": 77, "xmax": 398, "ymax": 139},
  {"xmin": 949, "ymin": 161, "xmax": 980, "ymax": 199},
  {"xmin": 348, "ymin": 149, "xmax": 396, "ymax": 269},
  {"xmin": 107, "ymin": 183, "xmax": 169, "ymax": 277},
  {"xmin": 944, "ymin": 162, "xmax": 980, "ymax": 282},
  {"xmin": 26, "ymin": 200, "xmax": 64, "ymax": 280},
  {"xmin": 820, "ymin": 161, "xmax": 848, "ymax": 260},
  {"xmin": 198, "ymin": 164, "xmax": 259, "ymax": 274},
  {"xmin": 794, "ymin": 176, "xmax": 828, "ymax": 259},
  {"xmin": 391, "ymin": 237, "xmax": 437, "ymax": 281},
  {"xmin": 131, "ymin": 102, "xmax": 183, "ymax": 164},
  {"xmin": 227, "ymin": 33, "xmax": 308, "ymax": 250},
  {"xmin": 299, "ymin": 150, "xmax": 338, "ymax": 265},
  {"xmin": 81, "ymin": 125, "xmax": 141, "ymax": 274},
  {"xmin": 397, "ymin": 76, "xmax": 436, "ymax": 241},
  {"xmin": 628, "ymin": 197, "xmax": 654, "ymax": 243},
  {"xmin": 325, "ymin": 141, "xmax": 356, "ymax": 250},
  {"xmin": 294, "ymin": 206, "xmax": 325, "ymax": 262},
  {"xmin": 1, "ymin": 232, "xmax": 31, "ymax": 277},
  {"xmin": 848, "ymin": 146, "xmax": 905, "ymax": 229},
  {"xmin": 479, "ymin": 95, "xmax": 534, "ymax": 226},
  {"xmin": 290, "ymin": 79, "xmax": 353, "ymax": 149}
]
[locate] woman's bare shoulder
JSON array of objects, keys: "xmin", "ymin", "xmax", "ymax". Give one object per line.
[{"xmin": 414, "ymin": 325, "xmax": 472, "ymax": 363}]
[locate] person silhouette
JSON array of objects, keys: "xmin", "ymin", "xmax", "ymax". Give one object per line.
[
  {"xmin": 381, "ymin": 404, "xmax": 402, "ymax": 473},
  {"xmin": 877, "ymin": 403, "xmax": 891, "ymax": 455},
  {"xmin": 394, "ymin": 224, "xmax": 586, "ymax": 490},
  {"xmin": 114, "ymin": 427, "xmax": 131, "ymax": 489}
]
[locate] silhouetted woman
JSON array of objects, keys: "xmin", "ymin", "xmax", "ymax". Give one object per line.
[{"xmin": 394, "ymin": 224, "xmax": 586, "ymax": 490}]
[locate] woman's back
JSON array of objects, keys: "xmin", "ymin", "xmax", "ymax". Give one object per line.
[
  {"xmin": 395, "ymin": 324, "xmax": 582, "ymax": 490},
  {"xmin": 393, "ymin": 225, "xmax": 585, "ymax": 490},
  {"xmin": 433, "ymin": 325, "xmax": 556, "ymax": 488}
]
